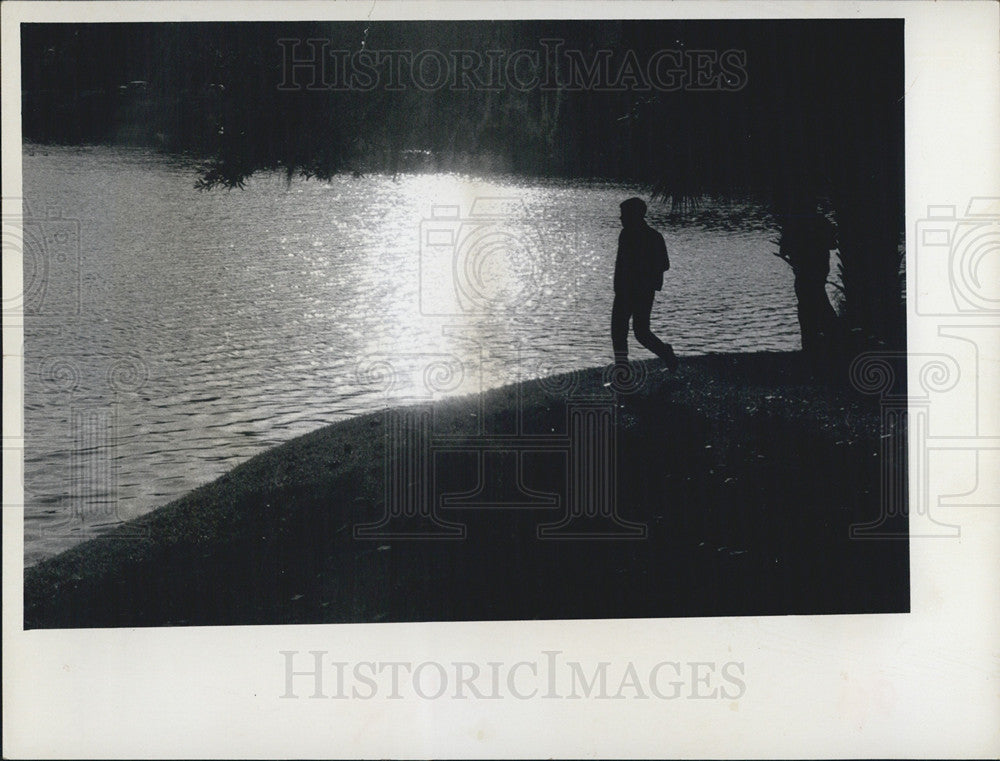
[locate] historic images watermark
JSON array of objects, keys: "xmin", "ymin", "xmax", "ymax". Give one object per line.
[
  {"xmin": 352, "ymin": 351, "xmax": 648, "ymax": 542},
  {"xmin": 418, "ymin": 197, "xmax": 544, "ymax": 317},
  {"xmin": 913, "ymin": 198, "xmax": 999, "ymax": 317},
  {"xmin": 848, "ymin": 197, "xmax": 1000, "ymax": 539},
  {"xmin": 279, "ymin": 650, "xmax": 746, "ymax": 701},
  {"xmin": 30, "ymin": 353, "xmax": 151, "ymax": 538},
  {"xmin": 278, "ymin": 38, "xmax": 748, "ymax": 93},
  {"xmin": 2, "ymin": 198, "xmax": 81, "ymax": 319},
  {"xmin": 3, "ymin": 196, "xmax": 151, "ymax": 541}
]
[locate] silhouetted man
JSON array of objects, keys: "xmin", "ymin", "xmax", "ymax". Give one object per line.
[{"xmin": 612, "ymin": 197, "xmax": 679, "ymax": 371}]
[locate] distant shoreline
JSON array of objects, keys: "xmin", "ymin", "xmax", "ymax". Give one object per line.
[
  {"xmin": 19, "ymin": 142, "xmax": 775, "ymax": 207},
  {"xmin": 23, "ymin": 351, "xmax": 908, "ymax": 628}
]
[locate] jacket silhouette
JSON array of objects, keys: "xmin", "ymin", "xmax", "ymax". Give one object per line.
[{"xmin": 614, "ymin": 222, "xmax": 670, "ymax": 293}]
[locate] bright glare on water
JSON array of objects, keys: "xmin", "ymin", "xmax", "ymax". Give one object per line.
[{"xmin": 21, "ymin": 145, "xmax": 798, "ymax": 565}]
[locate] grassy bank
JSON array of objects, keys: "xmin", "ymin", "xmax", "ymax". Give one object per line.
[{"xmin": 23, "ymin": 352, "xmax": 908, "ymax": 628}]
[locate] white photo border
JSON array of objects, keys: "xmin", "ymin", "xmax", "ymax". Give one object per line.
[{"xmin": 3, "ymin": 1, "xmax": 999, "ymax": 758}]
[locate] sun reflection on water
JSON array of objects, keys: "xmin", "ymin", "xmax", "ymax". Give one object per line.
[{"xmin": 22, "ymin": 147, "xmax": 792, "ymax": 565}]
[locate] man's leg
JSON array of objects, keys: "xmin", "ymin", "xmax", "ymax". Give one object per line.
[
  {"xmin": 631, "ymin": 290, "xmax": 678, "ymax": 370},
  {"xmin": 611, "ymin": 292, "xmax": 631, "ymax": 365}
]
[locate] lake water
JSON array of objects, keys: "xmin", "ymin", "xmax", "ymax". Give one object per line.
[{"xmin": 20, "ymin": 145, "xmax": 798, "ymax": 566}]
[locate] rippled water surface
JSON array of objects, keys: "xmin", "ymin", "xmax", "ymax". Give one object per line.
[{"xmin": 21, "ymin": 145, "xmax": 798, "ymax": 565}]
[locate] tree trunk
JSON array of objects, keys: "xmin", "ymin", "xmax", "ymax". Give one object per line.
[
  {"xmin": 780, "ymin": 208, "xmax": 841, "ymax": 361},
  {"xmin": 833, "ymin": 189, "xmax": 905, "ymax": 351}
]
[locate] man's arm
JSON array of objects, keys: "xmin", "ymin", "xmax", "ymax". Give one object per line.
[
  {"xmin": 614, "ymin": 230, "xmax": 626, "ymax": 292},
  {"xmin": 659, "ymin": 231, "xmax": 669, "ymax": 272}
]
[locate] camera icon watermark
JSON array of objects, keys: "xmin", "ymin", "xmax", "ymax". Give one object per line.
[
  {"xmin": 2, "ymin": 197, "xmax": 82, "ymax": 318},
  {"xmin": 914, "ymin": 197, "xmax": 1000, "ymax": 315},
  {"xmin": 419, "ymin": 197, "xmax": 547, "ymax": 316}
]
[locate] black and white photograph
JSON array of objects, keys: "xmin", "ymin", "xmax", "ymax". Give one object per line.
[
  {"xmin": 3, "ymin": 1, "xmax": 998, "ymax": 758},
  {"xmin": 18, "ymin": 16, "xmax": 910, "ymax": 627}
]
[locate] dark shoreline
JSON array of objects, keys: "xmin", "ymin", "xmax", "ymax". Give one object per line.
[
  {"xmin": 22, "ymin": 142, "xmax": 774, "ymax": 211},
  {"xmin": 23, "ymin": 351, "xmax": 909, "ymax": 629}
]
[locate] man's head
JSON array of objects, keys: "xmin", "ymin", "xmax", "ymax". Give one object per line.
[{"xmin": 620, "ymin": 197, "xmax": 647, "ymax": 228}]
